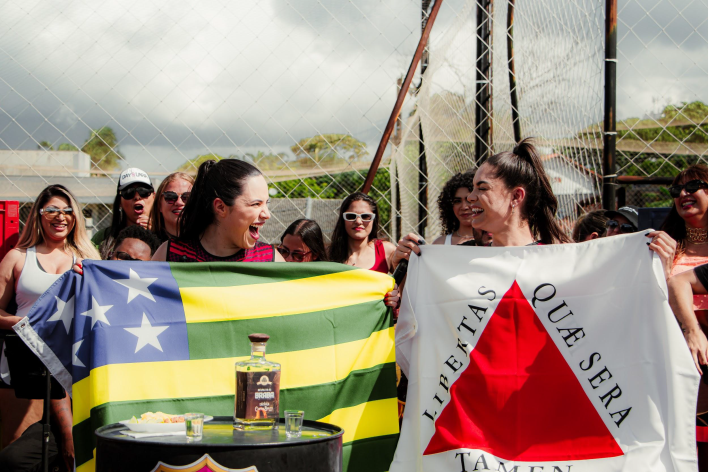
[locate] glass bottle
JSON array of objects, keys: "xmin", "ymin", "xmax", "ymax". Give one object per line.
[{"xmin": 234, "ymin": 333, "xmax": 281, "ymax": 430}]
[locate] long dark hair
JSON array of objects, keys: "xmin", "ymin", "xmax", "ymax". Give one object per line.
[
  {"xmin": 281, "ymin": 219, "xmax": 328, "ymax": 262},
  {"xmin": 485, "ymin": 138, "xmax": 571, "ymax": 244},
  {"xmin": 178, "ymin": 159, "xmax": 263, "ymax": 241},
  {"xmin": 660, "ymin": 164, "xmax": 708, "ymax": 259},
  {"xmin": 438, "ymin": 170, "xmax": 476, "ymax": 235},
  {"xmin": 328, "ymin": 192, "xmax": 380, "ymax": 264},
  {"xmin": 572, "ymin": 210, "xmax": 608, "ymax": 242}
]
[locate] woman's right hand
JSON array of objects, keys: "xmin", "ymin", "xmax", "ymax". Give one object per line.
[{"xmin": 391, "ymin": 233, "xmax": 424, "ymax": 268}]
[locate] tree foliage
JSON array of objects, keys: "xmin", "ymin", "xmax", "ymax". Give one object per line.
[
  {"xmin": 82, "ymin": 127, "xmax": 123, "ymax": 170},
  {"xmin": 291, "ymin": 134, "xmax": 368, "ymax": 168},
  {"xmin": 58, "ymin": 143, "xmax": 78, "ymax": 151},
  {"xmin": 178, "ymin": 153, "xmax": 227, "ymax": 172},
  {"xmin": 37, "ymin": 141, "xmax": 53, "ymax": 150}
]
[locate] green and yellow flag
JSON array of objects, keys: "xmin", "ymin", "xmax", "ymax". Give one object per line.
[{"xmin": 17, "ymin": 261, "xmax": 399, "ymax": 471}]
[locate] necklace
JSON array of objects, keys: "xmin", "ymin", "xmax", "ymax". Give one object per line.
[
  {"xmin": 686, "ymin": 225, "xmax": 708, "ymax": 244},
  {"xmin": 454, "ymin": 230, "xmax": 474, "ymax": 239}
]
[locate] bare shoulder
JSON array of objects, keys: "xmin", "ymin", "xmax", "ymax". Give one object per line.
[
  {"xmin": 152, "ymin": 242, "xmax": 169, "ymax": 262},
  {"xmin": 432, "ymin": 235, "xmax": 445, "ymax": 245},
  {"xmin": 0, "ymin": 248, "xmax": 25, "ymax": 281},
  {"xmin": 381, "ymin": 240, "xmax": 397, "ymax": 257}
]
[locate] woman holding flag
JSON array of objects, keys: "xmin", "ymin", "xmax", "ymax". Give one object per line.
[
  {"xmin": 0, "ymin": 184, "xmax": 98, "ymax": 468},
  {"xmin": 152, "ymin": 159, "xmax": 286, "ymax": 263}
]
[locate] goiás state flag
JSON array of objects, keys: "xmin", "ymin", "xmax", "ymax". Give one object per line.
[
  {"xmin": 391, "ymin": 233, "xmax": 699, "ymax": 471},
  {"xmin": 13, "ymin": 261, "xmax": 399, "ymax": 472}
]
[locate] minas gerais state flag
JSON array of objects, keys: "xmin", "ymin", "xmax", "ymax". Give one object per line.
[
  {"xmin": 14, "ymin": 261, "xmax": 399, "ymax": 471},
  {"xmin": 392, "ymin": 233, "xmax": 699, "ymax": 472}
]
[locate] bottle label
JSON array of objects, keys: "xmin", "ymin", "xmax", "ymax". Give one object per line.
[{"xmin": 235, "ymin": 371, "xmax": 281, "ymax": 420}]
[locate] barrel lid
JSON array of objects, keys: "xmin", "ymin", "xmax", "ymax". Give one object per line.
[{"xmin": 248, "ymin": 333, "xmax": 270, "ymax": 343}]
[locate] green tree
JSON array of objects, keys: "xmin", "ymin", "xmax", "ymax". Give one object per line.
[
  {"xmin": 245, "ymin": 151, "xmax": 288, "ymax": 170},
  {"xmin": 82, "ymin": 127, "xmax": 123, "ymax": 170},
  {"xmin": 37, "ymin": 141, "xmax": 54, "ymax": 150},
  {"xmin": 291, "ymin": 134, "xmax": 368, "ymax": 168},
  {"xmin": 58, "ymin": 143, "xmax": 78, "ymax": 151},
  {"xmin": 178, "ymin": 153, "xmax": 227, "ymax": 172}
]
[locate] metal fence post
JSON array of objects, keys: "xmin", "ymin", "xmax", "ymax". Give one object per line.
[{"xmin": 603, "ymin": 0, "xmax": 617, "ymax": 211}]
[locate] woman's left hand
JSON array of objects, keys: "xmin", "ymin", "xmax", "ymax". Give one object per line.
[
  {"xmin": 384, "ymin": 288, "xmax": 400, "ymax": 308},
  {"xmin": 646, "ymin": 230, "xmax": 677, "ymax": 280}
]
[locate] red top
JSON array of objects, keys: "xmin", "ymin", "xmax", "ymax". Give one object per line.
[
  {"xmin": 167, "ymin": 239, "xmax": 275, "ymax": 263},
  {"xmin": 370, "ymin": 239, "xmax": 389, "ymax": 274}
]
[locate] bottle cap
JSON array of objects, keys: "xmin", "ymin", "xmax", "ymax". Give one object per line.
[{"xmin": 248, "ymin": 333, "xmax": 270, "ymax": 343}]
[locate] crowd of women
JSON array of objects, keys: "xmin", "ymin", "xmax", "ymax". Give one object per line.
[{"xmin": 0, "ymin": 138, "xmax": 706, "ymax": 470}]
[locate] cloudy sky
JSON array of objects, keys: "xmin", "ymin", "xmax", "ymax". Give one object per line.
[{"xmin": 0, "ymin": 0, "xmax": 705, "ymax": 173}]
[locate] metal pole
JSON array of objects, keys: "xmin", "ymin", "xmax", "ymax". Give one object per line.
[
  {"xmin": 602, "ymin": 0, "xmax": 617, "ymax": 210},
  {"xmin": 475, "ymin": 0, "xmax": 493, "ymax": 163},
  {"xmin": 507, "ymin": 0, "xmax": 521, "ymax": 143},
  {"xmin": 42, "ymin": 368, "xmax": 51, "ymax": 471},
  {"xmin": 361, "ymin": 0, "xmax": 444, "ymax": 194},
  {"xmin": 418, "ymin": 0, "xmax": 431, "ymax": 236}
]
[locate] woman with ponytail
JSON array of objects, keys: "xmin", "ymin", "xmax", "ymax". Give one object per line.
[
  {"xmin": 152, "ymin": 159, "xmax": 285, "ymax": 262},
  {"xmin": 392, "ymin": 138, "xmax": 570, "ymax": 265}
]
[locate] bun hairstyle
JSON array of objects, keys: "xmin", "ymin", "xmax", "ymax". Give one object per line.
[
  {"xmin": 281, "ymin": 219, "xmax": 328, "ymax": 262},
  {"xmin": 328, "ymin": 192, "xmax": 380, "ymax": 264},
  {"xmin": 660, "ymin": 163, "xmax": 708, "ymax": 259},
  {"xmin": 572, "ymin": 210, "xmax": 608, "ymax": 242},
  {"xmin": 178, "ymin": 159, "xmax": 263, "ymax": 241},
  {"xmin": 485, "ymin": 138, "xmax": 571, "ymax": 244}
]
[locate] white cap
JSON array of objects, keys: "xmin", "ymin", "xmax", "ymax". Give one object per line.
[{"xmin": 118, "ymin": 168, "xmax": 152, "ymax": 190}]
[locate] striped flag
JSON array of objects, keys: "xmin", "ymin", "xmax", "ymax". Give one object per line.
[{"xmin": 14, "ymin": 260, "xmax": 399, "ymax": 471}]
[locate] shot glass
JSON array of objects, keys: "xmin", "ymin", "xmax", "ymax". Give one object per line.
[
  {"xmin": 185, "ymin": 413, "xmax": 204, "ymax": 441},
  {"xmin": 285, "ymin": 410, "xmax": 304, "ymax": 439}
]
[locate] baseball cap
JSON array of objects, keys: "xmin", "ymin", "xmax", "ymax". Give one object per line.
[
  {"xmin": 604, "ymin": 206, "xmax": 639, "ymax": 230},
  {"xmin": 118, "ymin": 168, "xmax": 153, "ymax": 191}
]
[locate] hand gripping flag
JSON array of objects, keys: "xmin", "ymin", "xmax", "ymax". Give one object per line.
[
  {"xmin": 391, "ymin": 233, "xmax": 699, "ymax": 472},
  {"xmin": 14, "ymin": 261, "xmax": 399, "ymax": 472}
]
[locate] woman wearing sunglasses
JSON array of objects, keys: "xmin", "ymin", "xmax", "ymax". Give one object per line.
[
  {"xmin": 152, "ymin": 159, "xmax": 285, "ymax": 263},
  {"xmin": 0, "ymin": 184, "xmax": 98, "ymax": 466},
  {"xmin": 660, "ymin": 164, "xmax": 708, "ymax": 465},
  {"xmin": 150, "ymin": 172, "xmax": 195, "ymax": 242},
  {"xmin": 278, "ymin": 219, "xmax": 327, "ymax": 262},
  {"xmin": 328, "ymin": 192, "xmax": 398, "ymax": 308},
  {"xmin": 92, "ymin": 167, "xmax": 156, "ymax": 259}
]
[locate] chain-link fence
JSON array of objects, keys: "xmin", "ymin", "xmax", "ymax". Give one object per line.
[{"xmin": 0, "ymin": 0, "xmax": 706, "ymax": 246}]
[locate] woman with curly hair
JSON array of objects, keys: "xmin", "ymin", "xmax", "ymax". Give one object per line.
[{"xmin": 433, "ymin": 170, "xmax": 477, "ymax": 245}]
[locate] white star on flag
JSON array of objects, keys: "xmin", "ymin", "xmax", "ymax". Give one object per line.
[
  {"xmin": 47, "ymin": 295, "xmax": 75, "ymax": 334},
  {"xmin": 81, "ymin": 297, "xmax": 112, "ymax": 329},
  {"xmin": 72, "ymin": 340, "xmax": 85, "ymax": 368},
  {"xmin": 114, "ymin": 269, "xmax": 157, "ymax": 303},
  {"xmin": 124, "ymin": 313, "xmax": 169, "ymax": 353}
]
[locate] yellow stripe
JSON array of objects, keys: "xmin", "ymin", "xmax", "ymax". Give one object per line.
[
  {"xmin": 180, "ymin": 269, "xmax": 394, "ymax": 323},
  {"xmin": 73, "ymin": 327, "xmax": 395, "ymax": 425},
  {"xmin": 318, "ymin": 398, "xmax": 399, "ymax": 444},
  {"xmin": 77, "ymin": 451, "xmax": 95, "ymax": 472}
]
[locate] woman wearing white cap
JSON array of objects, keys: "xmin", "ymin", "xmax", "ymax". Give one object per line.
[{"xmin": 91, "ymin": 167, "xmax": 156, "ymax": 259}]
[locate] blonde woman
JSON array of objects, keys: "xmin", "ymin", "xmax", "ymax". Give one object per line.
[
  {"xmin": 150, "ymin": 172, "xmax": 194, "ymax": 242},
  {"xmin": 0, "ymin": 184, "xmax": 97, "ymax": 466}
]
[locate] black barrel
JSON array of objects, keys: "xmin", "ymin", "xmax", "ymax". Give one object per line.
[{"xmin": 95, "ymin": 417, "xmax": 343, "ymax": 471}]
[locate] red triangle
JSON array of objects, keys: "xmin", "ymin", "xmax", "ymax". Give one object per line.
[{"xmin": 423, "ymin": 281, "xmax": 624, "ymax": 461}]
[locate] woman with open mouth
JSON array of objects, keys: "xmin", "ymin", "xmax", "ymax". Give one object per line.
[
  {"xmin": 150, "ymin": 171, "xmax": 195, "ymax": 242},
  {"xmin": 152, "ymin": 159, "xmax": 285, "ymax": 263},
  {"xmin": 92, "ymin": 167, "xmax": 156, "ymax": 259}
]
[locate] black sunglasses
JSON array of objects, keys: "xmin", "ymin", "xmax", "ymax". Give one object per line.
[
  {"xmin": 668, "ymin": 179, "xmax": 707, "ymax": 199},
  {"xmin": 606, "ymin": 219, "xmax": 635, "ymax": 234},
  {"xmin": 163, "ymin": 191, "xmax": 191, "ymax": 205},
  {"xmin": 110, "ymin": 251, "xmax": 141, "ymax": 261},
  {"xmin": 120, "ymin": 186, "xmax": 153, "ymax": 200},
  {"xmin": 277, "ymin": 246, "xmax": 312, "ymax": 262}
]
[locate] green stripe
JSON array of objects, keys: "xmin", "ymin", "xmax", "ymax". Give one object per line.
[
  {"xmin": 343, "ymin": 434, "xmax": 400, "ymax": 472},
  {"xmin": 74, "ymin": 363, "xmax": 396, "ymax": 467},
  {"xmin": 170, "ymin": 261, "xmax": 356, "ymax": 288},
  {"xmin": 187, "ymin": 300, "xmax": 392, "ymax": 359}
]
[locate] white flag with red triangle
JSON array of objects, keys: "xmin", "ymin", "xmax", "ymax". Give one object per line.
[{"xmin": 392, "ymin": 233, "xmax": 699, "ymax": 472}]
